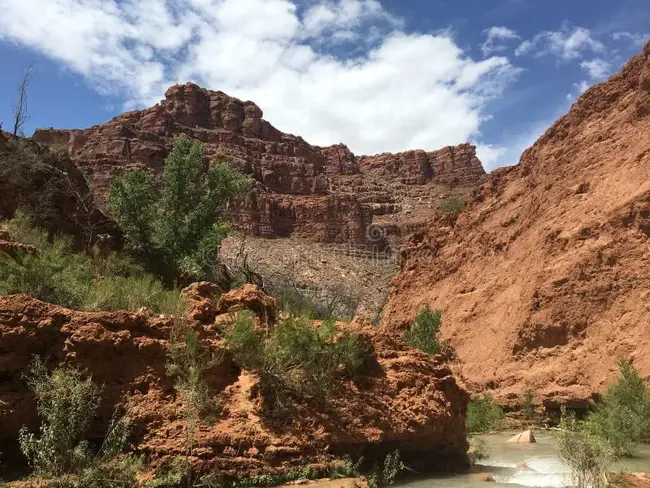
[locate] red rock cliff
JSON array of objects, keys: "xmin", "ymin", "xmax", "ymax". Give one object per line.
[
  {"xmin": 384, "ymin": 41, "xmax": 650, "ymax": 411},
  {"xmin": 33, "ymin": 84, "xmax": 486, "ymax": 248}
]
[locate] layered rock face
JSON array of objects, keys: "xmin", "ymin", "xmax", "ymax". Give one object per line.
[
  {"xmin": 32, "ymin": 83, "xmax": 485, "ymax": 248},
  {"xmin": 0, "ymin": 291, "xmax": 469, "ymax": 477},
  {"xmin": 358, "ymin": 144, "xmax": 485, "ymax": 187},
  {"xmin": 383, "ymin": 42, "xmax": 650, "ymax": 410}
]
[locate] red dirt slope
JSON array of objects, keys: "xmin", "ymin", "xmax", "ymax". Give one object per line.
[{"xmin": 384, "ymin": 41, "xmax": 650, "ymax": 410}]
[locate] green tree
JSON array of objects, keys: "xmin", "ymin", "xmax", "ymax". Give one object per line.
[
  {"xmin": 108, "ymin": 135, "xmax": 251, "ymax": 285},
  {"xmin": 585, "ymin": 359, "xmax": 650, "ymax": 457}
]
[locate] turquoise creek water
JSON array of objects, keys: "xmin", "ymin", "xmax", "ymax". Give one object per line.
[{"xmin": 397, "ymin": 432, "xmax": 650, "ymax": 488}]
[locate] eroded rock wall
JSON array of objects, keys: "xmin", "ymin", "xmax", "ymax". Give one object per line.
[
  {"xmin": 0, "ymin": 291, "xmax": 469, "ymax": 477},
  {"xmin": 383, "ymin": 42, "xmax": 650, "ymax": 410}
]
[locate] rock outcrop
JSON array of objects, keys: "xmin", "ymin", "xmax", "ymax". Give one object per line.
[
  {"xmin": 32, "ymin": 83, "xmax": 486, "ymax": 249},
  {"xmin": 358, "ymin": 144, "xmax": 485, "ymax": 187},
  {"xmin": 0, "ymin": 131, "xmax": 120, "ymax": 250},
  {"xmin": 384, "ymin": 42, "xmax": 650, "ymax": 410},
  {"xmin": 0, "ymin": 291, "xmax": 469, "ymax": 478}
]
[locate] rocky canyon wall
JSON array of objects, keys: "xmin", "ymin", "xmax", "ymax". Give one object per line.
[
  {"xmin": 383, "ymin": 41, "xmax": 650, "ymax": 410},
  {"xmin": 32, "ymin": 83, "xmax": 486, "ymax": 249}
]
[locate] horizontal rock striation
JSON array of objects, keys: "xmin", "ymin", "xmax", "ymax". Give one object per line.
[{"xmin": 32, "ymin": 83, "xmax": 486, "ymax": 249}]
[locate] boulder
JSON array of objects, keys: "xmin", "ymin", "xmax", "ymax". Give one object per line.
[
  {"xmin": 507, "ymin": 430, "xmax": 537, "ymax": 444},
  {"xmin": 181, "ymin": 281, "xmax": 222, "ymax": 323},
  {"xmin": 215, "ymin": 283, "xmax": 276, "ymax": 324}
]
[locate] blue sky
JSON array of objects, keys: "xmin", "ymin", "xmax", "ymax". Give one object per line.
[{"xmin": 0, "ymin": 0, "xmax": 648, "ymax": 170}]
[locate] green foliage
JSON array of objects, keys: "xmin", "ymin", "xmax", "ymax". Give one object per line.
[
  {"xmin": 557, "ymin": 408, "xmax": 614, "ymax": 488},
  {"xmin": 467, "ymin": 437, "xmax": 488, "ymax": 465},
  {"xmin": 19, "ymin": 357, "xmax": 101, "ymax": 477},
  {"xmin": 108, "ymin": 135, "xmax": 251, "ymax": 285},
  {"xmin": 466, "ymin": 394, "xmax": 504, "ymax": 433},
  {"xmin": 368, "ymin": 451, "xmax": 403, "ymax": 488},
  {"xmin": 167, "ymin": 324, "xmax": 222, "ymax": 487},
  {"xmin": 168, "ymin": 325, "xmax": 222, "ymax": 423},
  {"xmin": 0, "ymin": 214, "xmax": 184, "ymax": 314},
  {"xmin": 276, "ymin": 288, "xmax": 319, "ymax": 319},
  {"xmin": 522, "ymin": 388, "xmax": 536, "ymax": 420},
  {"xmin": 402, "ymin": 306, "xmax": 444, "ymax": 355},
  {"xmin": 74, "ymin": 453, "xmax": 142, "ymax": 488},
  {"xmin": 439, "ymin": 195, "xmax": 466, "ymax": 214},
  {"xmin": 225, "ymin": 314, "xmax": 371, "ymax": 404},
  {"xmin": 272, "ymin": 285, "xmax": 358, "ymax": 322},
  {"xmin": 230, "ymin": 457, "xmax": 361, "ymax": 488},
  {"xmin": 18, "ymin": 358, "xmax": 141, "ymax": 488},
  {"xmin": 147, "ymin": 461, "xmax": 223, "ymax": 488},
  {"xmin": 585, "ymin": 359, "xmax": 650, "ymax": 457},
  {"xmin": 224, "ymin": 312, "xmax": 265, "ymax": 371}
]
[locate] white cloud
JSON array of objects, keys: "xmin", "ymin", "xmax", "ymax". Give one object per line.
[
  {"xmin": 481, "ymin": 26, "xmax": 520, "ymax": 56},
  {"xmin": 580, "ymin": 58, "xmax": 611, "ymax": 80},
  {"xmin": 0, "ymin": 0, "xmax": 522, "ymax": 160},
  {"xmin": 475, "ymin": 144, "xmax": 507, "ymax": 169},
  {"xmin": 302, "ymin": 0, "xmax": 401, "ymax": 41},
  {"xmin": 612, "ymin": 31, "xmax": 650, "ymax": 48},
  {"xmin": 515, "ymin": 25, "xmax": 604, "ymax": 61}
]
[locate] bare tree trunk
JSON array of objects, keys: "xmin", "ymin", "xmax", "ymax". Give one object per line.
[{"xmin": 12, "ymin": 65, "xmax": 34, "ymax": 137}]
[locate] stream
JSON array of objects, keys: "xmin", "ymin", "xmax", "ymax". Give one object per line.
[{"xmin": 397, "ymin": 432, "xmax": 650, "ymax": 488}]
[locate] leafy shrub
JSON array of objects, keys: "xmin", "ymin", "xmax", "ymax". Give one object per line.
[
  {"xmin": 74, "ymin": 453, "xmax": 142, "ymax": 488},
  {"xmin": 108, "ymin": 135, "xmax": 251, "ymax": 285},
  {"xmin": 276, "ymin": 288, "xmax": 319, "ymax": 319},
  {"xmin": 225, "ymin": 315, "xmax": 371, "ymax": 404},
  {"xmin": 557, "ymin": 408, "xmax": 613, "ymax": 488},
  {"xmin": 402, "ymin": 306, "xmax": 450, "ymax": 357},
  {"xmin": 585, "ymin": 359, "xmax": 650, "ymax": 457},
  {"xmin": 146, "ymin": 461, "xmax": 223, "ymax": 488},
  {"xmin": 167, "ymin": 324, "xmax": 222, "ymax": 484},
  {"xmin": 467, "ymin": 437, "xmax": 488, "ymax": 464},
  {"xmin": 439, "ymin": 196, "xmax": 466, "ymax": 214},
  {"xmin": 522, "ymin": 388, "xmax": 536, "ymax": 420},
  {"xmin": 19, "ymin": 357, "xmax": 101, "ymax": 476},
  {"xmin": 0, "ymin": 214, "xmax": 183, "ymax": 314},
  {"xmin": 368, "ymin": 450, "xmax": 403, "ymax": 488},
  {"xmin": 168, "ymin": 325, "xmax": 222, "ymax": 422},
  {"xmin": 272, "ymin": 284, "xmax": 358, "ymax": 321},
  {"xmin": 18, "ymin": 357, "xmax": 141, "ymax": 488},
  {"xmin": 224, "ymin": 312, "xmax": 265, "ymax": 370},
  {"xmin": 466, "ymin": 394, "xmax": 504, "ymax": 433}
]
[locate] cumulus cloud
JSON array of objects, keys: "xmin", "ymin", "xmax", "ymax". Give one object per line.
[
  {"xmin": 0, "ymin": 0, "xmax": 522, "ymax": 159},
  {"xmin": 580, "ymin": 58, "xmax": 611, "ymax": 80},
  {"xmin": 481, "ymin": 26, "xmax": 520, "ymax": 56},
  {"xmin": 302, "ymin": 0, "xmax": 401, "ymax": 41},
  {"xmin": 515, "ymin": 25, "xmax": 604, "ymax": 61}
]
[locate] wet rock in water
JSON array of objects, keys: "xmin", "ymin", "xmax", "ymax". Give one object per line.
[
  {"xmin": 469, "ymin": 473, "xmax": 496, "ymax": 482},
  {"xmin": 507, "ymin": 430, "xmax": 537, "ymax": 444}
]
